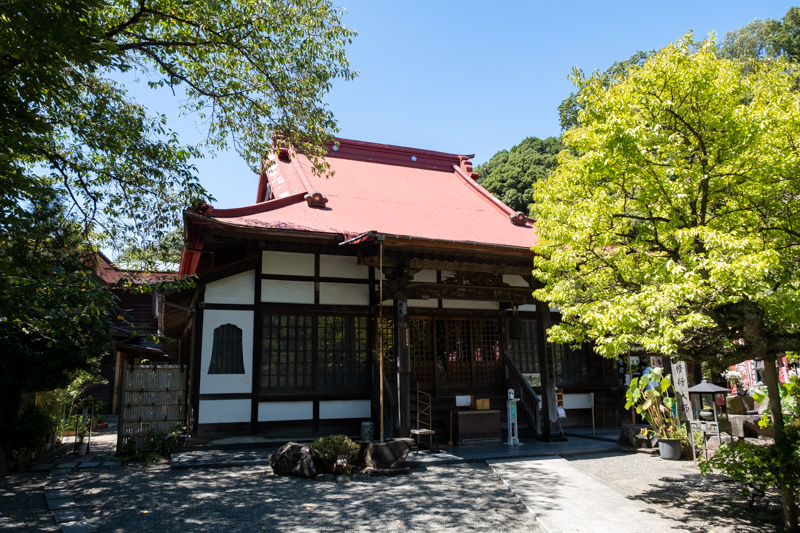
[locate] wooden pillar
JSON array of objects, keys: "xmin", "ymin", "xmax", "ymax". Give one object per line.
[
  {"xmin": 535, "ymin": 299, "xmax": 563, "ymax": 440},
  {"xmin": 394, "ymin": 299, "xmax": 411, "ymax": 437}
]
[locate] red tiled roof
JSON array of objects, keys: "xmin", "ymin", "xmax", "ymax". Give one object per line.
[{"xmin": 182, "ymin": 138, "xmax": 537, "ymax": 275}]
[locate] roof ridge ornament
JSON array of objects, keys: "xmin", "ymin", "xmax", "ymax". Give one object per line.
[
  {"xmin": 509, "ymin": 211, "xmax": 527, "ymax": 226},
  {"xmin": 304, "ymin": 191, "xmax": 328, "ymax": 208}
]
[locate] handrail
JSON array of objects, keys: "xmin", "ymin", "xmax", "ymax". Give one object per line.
[
  {"xmin": 371, "ymin": 351, "xmax": 397, "ymax": 439},
  {"xmin": 504, "ymin": 356, "xmax": 541, "ymax": 437}
]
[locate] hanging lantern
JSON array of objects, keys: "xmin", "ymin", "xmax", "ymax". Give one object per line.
[{"xmin": 509, "ymin": 306, "xmax": 525, "ymax": 340}]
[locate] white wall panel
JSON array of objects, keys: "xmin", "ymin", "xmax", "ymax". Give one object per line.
[
  {"xmin": 258, "ymin": 401, "xmax": 314, "ymax": 421},
  {"xmin": 412, "ymin": 269, "xmax": 437, "ymax": 283},
  {"xmin": 198, "ymin": 399, "xmax": 251, "ymax": 423},
  {"xmin": 262, "ymin": 251, "xmax": 314, "ymax": 276},
  {"xmin": 261, "ymin": 280, "xmax": 315, "ymax": 304},
  {"xmin": 205, "ymin": 270, "xmax": 255, "ymax": 305},
  {"xmin": 200, "ymin": 310, "xmax": 253, "ymax": 394},
  {"xmin": 319, "ymin": 400, "xmax": 371, "ymax": 420},
  {"xmin": 441, "ymin": 300, "xmax": 499, "ymax": 310},
  {"xmin": 503, "ymin": 274, "xmax": 530, "ymax": 288},
  {"xmin": 320, "ymin": 255, "xmax": 368, "ymax": 279},
  {"xmin": 408, "ymin": 299, "xmax": 438, "ymax": 308},
  {"xmin": 319, "ymin": 283, "xmax": 369, "ymax": 306}
]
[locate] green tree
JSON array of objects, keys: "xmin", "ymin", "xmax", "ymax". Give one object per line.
[
  {"xmin": 2, "ymin": 0, "xmax": 356, "ymax": 252},
  {"xmin": 532, "ymin": 35, "xmax": 800, "ymax": 530},
  {"xmin": 720, "ymin": 6, "xmax": 800, "ymax": 60},
  {"xmin": 557, "ymin": 50, "xmax": 651, "ymax": 131},
  {"xmin": 0, "ymin": 197, "xmax": 115, "ymax": 457},
  {"xmin": 0, "ymin": 0, "xmax": 354, "ymax": 457},
  {"xmin": 476, "ymin": 137, "xmax": 563, "ymax": 215}
]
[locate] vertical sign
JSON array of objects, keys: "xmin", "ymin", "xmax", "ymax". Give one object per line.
[{"xmin": 671, "ymin": 359, "xmax": 692, "ymax": 422}]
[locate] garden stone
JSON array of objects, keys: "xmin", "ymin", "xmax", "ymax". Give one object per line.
[
  {"xmin": 360, "ymin": 438, "xmax": 414, "ymax": 469},
  {"xmin": 268, "ymin": 442, "xmax": 316, "ymax": 478}
]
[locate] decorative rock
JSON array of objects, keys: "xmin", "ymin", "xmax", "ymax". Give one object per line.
[
  {"xmin": 268, "ymin": 442, "xmax": 317, "ymax": 479},
  {"xmin": 315, "ymin": 473, "xmax": 335, "ymax": 482},
  {"xmin": 335, "ymin": 475, "xmax": 351, "ymax": 484},
  {"xmin": 352, "ymin": 473, "xmax": 368, "ymax": 481},
  {"xmin": 617, "ymin": 424, "xmax": 657, "ymax": 448},
  {"xmin": 361, "ymin": 438, "xmax": 414, "ymax": 469}
]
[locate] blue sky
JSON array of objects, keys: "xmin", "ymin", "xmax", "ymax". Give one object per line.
[{"xmin": 130, "ymin": 1, "xmax": 799, "ymax": 209}]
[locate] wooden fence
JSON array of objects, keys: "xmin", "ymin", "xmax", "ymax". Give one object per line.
[{"xmin": 118, "ymin": 365, "xmax": 187, "ymax": 452}]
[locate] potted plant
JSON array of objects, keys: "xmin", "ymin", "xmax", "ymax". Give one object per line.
[
  {"xmin": 625, "ymin": 367, "xmax": 685, "ymax": 460},
  {"xmin": 76, "ymin": 421, "xmax": 89, "ymax": 456},
  {"xmin": 721, "ymin": 369, "xmax": 744, "ymax": 395}
]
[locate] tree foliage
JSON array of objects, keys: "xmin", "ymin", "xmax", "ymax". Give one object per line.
[
  {"xmin": 0, "ymin": 197, "xmax": 115, "ymax": 453},
  {"xmin": 557, "ymin": 50, "xmax": 652, "ymax": 131},
  {"xmin": 1, "ymin": 0, "xmax": 356, "ymax": 251},
  {"xmin": 720, "ymin": 6, "xmax": 800, "ymax": 60},
  {"xmin": 533, "ymin": 34, "xmax": 800, "ymax": 529},
  {"xmin": 476, "ymin": 137, "xmax": 563, "ymax": 214},
  {"xmin": 0, "ymin": 0, "xmax": 355, "ymax": 456}
]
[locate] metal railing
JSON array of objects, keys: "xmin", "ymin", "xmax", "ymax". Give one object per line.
[
  {"xmin": 504, "ymin": 356, "xmax": 541, "ymax": 437},
  {"xmin": 371, "ymin": 351, "xmax": 397, "ymax": 439}
]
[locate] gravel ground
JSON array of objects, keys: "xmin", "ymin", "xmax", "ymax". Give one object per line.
[
  {"xmin": 68, "ymin": 462, "xmax": 544, "ymax": 533},
  {"xmin": 0, "ymin": 433, "xmax": 790, "ymax": 533},
  {"xmin": 564, "ymin": 451, "xmax": 785, "ymax": 533}
]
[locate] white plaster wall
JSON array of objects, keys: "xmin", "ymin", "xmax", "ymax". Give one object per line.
[
  {"xmin": 319, "ymin": 400, "xmax": 371, "ymax": 420},
  {"xmin": 261, "ymin": 280, "xmax": 315, "ymax": 304},
  {"xmin": 412, "ymin": 269, "xmax": 437, "ymax": 283},
  {"xmin": 441, "ymin": 300, "xmax": 500, "ymax": 310},
  {"xmin": 503, "ymin": 274, "xmax": 530, "ymax": 288},
  {"xmin": 262, "ymin": 251, "xmax": 315, "ymax": 276},
  {"xmin": 319, "ymin": 283, "xmax": 369, "ymax": 306},
  {"xmin": 200, "ymin": 310, "xmax": 253, "ymax": 394},
  {"xmin": 258, "ymin": 401, "xmax": 314, "ymax": 421},
  {"xmin": 205, "ymin": 270, "xmax": 255, "ymax": 305},
  {"xmin": 198, "ymin": 399, "xmax": 251, "ymax": 424},
  {"xmin": 408, "ymin": 299, "xmax": 438, "ymax": 308},
  {"xmin": 517, "ymin": 304, "xmax": 537, "ymax": 312},
  {"xmin": 320, "ymin": 255, "xmax": 368, "ymax": 279}
]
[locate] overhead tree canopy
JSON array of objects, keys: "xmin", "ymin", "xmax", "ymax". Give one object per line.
[
  {"xmin": 0, "ymin": 0, "xmax": 355, "ymax": 459},
  {"xmin": 533, "ymin": 34, "xmax": 800, "ymax": 529},
  {"xmin": 475, "ymin": 136, "xmax": 563, "ymax": 215},
  {"xmin": 1, "ymin": 0, "xmax": 356, "ymax": 251}
]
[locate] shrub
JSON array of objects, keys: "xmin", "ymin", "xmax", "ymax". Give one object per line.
[{"xmin": 310, "ymin": 434, "xmax": 360, "ymax": 475}]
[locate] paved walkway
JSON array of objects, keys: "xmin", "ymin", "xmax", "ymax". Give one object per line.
[{"xmin": 488, "ymin": 456, "xmax": 685, "ymax": 533}]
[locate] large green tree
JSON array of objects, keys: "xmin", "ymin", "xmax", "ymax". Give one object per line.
[
  {"xmin": 476, "ymin": 136, "xmax": 563, "ymax": 215},
  {"xmin": 2, "ymin": 0, "xmax": 356, "ymax": 251},
  {"xmin": 0, "ymin": 0, "xmax": 355, "ymax": 453},
  {"xmin": 0, "ymin": 196, "xmax": 115, "ymax": 455},
  {"xmin": 533, "ymin": 35, "xmax": 800, "ymax": 530}
]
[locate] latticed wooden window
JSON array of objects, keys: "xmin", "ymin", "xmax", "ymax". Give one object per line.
[
  {"xmin": 317, "ymin": 316, "xmax": 369, "ymax": 388},
  {"xmin": 209, "ymin": 324, "xmax": 245, "ymax": 374},
  {"xmin": 260, "ymin": 314, "xmax": 369, "ymax": 392},
  {"xmin": 261, "ymin": 314, "xmax": 314, "ymax": 390},
  {"xmin": 506, "ymin": 319, "xmax": 540, "ymax": 373},
  {"xmin": 554, "ymin": 343, "xmax": 587, "ymax": 384}
]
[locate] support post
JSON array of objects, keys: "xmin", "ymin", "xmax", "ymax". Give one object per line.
[{"xmin": 394, "ymin": 299, "xmax": 411, "ymax": 437}]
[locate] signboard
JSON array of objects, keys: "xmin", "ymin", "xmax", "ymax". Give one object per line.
[
  {"xmin": 671, "ymin": 359, "xmax": 693, "ymax": 422},
  {"xmin": 455, "ymin": 395, "xmax": 472, "ymax": 408},
  {"xmin": 690, "ymin": 420, "xmax": 719, "ymax": 434}
]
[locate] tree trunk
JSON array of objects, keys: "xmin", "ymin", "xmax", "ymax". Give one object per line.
[{"xmin": 762, "ymin": 354, "xmax": 799, "ymax": 532}]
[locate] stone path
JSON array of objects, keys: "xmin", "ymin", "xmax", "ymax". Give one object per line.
[{"xmin": 488, "ymin": 456, "xmax": 686, "ymax": 533}]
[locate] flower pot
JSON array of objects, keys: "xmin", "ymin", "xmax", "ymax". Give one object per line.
[
  {"xmin": 658, "ymin": 438, "xmax": 682, "ymax": 460},
  {"xmin": 77, "ymin": 442, "xmax": 88, "ymax": 456}
]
